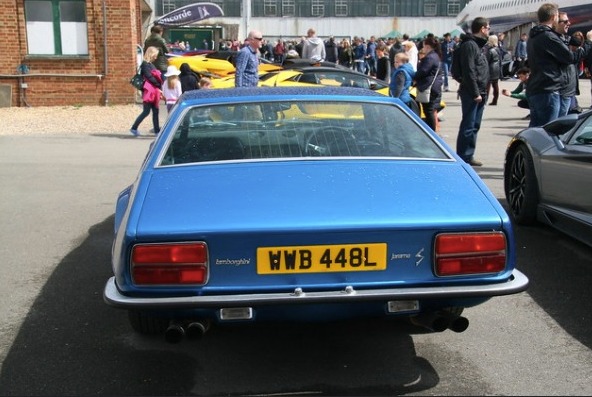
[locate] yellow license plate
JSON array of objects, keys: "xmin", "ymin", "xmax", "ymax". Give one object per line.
[{"xmin": 256, "ymin": 243, "xmax": 387, "ymax": 274}]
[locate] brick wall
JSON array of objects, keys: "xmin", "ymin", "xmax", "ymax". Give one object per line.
[{"xmin": 0, "ymin": 0, "xmax": 143, "ymax": 107}]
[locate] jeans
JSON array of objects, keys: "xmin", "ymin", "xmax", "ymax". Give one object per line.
[
  {"xmin": 442, "ymin": 61, "xmax": 452, "ymax": 88},
  {"xmin": 456, "ymin": 90, "xmax": 487, "ymax": 162},
  {"xmin": 367, "ymin": 58, "xmax": 377, "ymax": 76},
  {"xmin": 527, "ymin": 92, "xmax": 568, "ymax": 127},
  {"xmin": 354, "ymin": 60, "xmax": 364, "ymax": 74},
  {"xmin": 131, "ymin": 102, "xmax": 160, "ymax": 134}
]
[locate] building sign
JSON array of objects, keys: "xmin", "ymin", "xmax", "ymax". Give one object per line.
[{"xmin": 155, "ymin": 2, "xmax": 224, "ymax": 27}]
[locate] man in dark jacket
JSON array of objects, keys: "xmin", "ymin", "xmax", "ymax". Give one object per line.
[
  {"xmin": 526, "ymin": 3, "xmax": 590, "ymax": 127},
  {"xmin": 143, "ymin": 25, "xmax": 169, "ymax": 79},
  {"xmin": 324, "ymin": 36, "xmax": 338, "ymax": 63},
  {"xmin": 455, "ymin": 17, "xmax": 490, "ymax": 167},
  {"xmin": 587, "ymin": 31, "xmax": 592, "ymax": 109}
]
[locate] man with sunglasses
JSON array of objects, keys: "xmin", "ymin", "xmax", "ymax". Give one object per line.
[
  {"xmin": 554, "ymin": 12, "xmax": 579, "ymax": 117},
  {"xmin": 526, "ymin": 3, "xmax": 590, "ymax": 127},
  {"xmin": 235, "ymin": 30, "xmax": 263, "ymax": 88}
]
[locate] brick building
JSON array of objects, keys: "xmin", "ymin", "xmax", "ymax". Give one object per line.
[{"xmin": 0, "ymin": 0, "xmax": 151, "ymax": 107}]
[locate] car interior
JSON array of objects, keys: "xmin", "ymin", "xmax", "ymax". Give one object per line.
[{"xmin": 159, "ymin": 100, "xmax": 449, "ymax": 166}]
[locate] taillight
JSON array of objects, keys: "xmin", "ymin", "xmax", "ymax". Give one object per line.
[
  {"xmin": 434, "ymin": 232, "xmax": 506, "ymax": 276},
  {"xmin": 131, "ymin": 243, "xmax": 208, "ymax": 285}
]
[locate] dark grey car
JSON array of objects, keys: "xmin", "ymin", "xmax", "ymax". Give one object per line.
[{"xmin": 504, "ymin": 111, "xmax": 592, "ymax": 247}]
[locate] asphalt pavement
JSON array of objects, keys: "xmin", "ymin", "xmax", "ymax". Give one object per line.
[{"xmin": 0, "ymin": 77, "xmax": 591, "ymax": 395}]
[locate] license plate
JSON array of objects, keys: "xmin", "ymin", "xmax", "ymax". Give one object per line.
[{"xmin": 256, "ymin": 243, "xmax": 387, "ymax": 274}]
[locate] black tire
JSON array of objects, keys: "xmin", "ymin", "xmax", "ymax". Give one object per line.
[
  {"xmin": 505, "ymin": 145, "xmax": 539, "ymax": 225},
  {"xmin": 128, "ymin": 311, "xmax": 169, "ymax": 335}
]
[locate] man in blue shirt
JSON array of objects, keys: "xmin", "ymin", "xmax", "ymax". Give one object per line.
[{"xmin": 235, "ymin": 30, "xmax": 263, "ymax": 88}]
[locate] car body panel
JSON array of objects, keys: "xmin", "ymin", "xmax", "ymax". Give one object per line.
[
  {"xmin": 504, "ymin": 111, "xmax": 592, "ymax": 247},
  {"xmin": 168, "ymin": 53, "xmax": 281, "ymax": 78},
  {"xmin": 105, "ymin": 87, "xmax": 527, "ymax": 336}
]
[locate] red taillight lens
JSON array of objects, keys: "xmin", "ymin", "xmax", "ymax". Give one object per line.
[
  {"xmin": 435, "ymin": 232, "xmax": 507, "ymax": 276},
  {"xmin": 131, "ymin": 243, "xmax": 208, "ymax": 285}
]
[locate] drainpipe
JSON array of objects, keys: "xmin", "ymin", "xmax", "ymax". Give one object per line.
[{"xmin": 102, "ymin": 0, "xmax": 109, "ymax": 106}]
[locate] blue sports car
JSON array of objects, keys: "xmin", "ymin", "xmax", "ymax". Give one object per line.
[{"xmin": 104, "ymin": 87, "xmax": 528, "ymax": 343}]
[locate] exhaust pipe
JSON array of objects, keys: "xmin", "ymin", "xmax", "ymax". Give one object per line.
[
  {"xmin": 438, "ymin": 311, "xmax": 470, "ymax": 333},
  {"xmin": 185, "ymin": 320, "xmax": 210, "ymax": 339},
  {"xmin": 448, "ymin": 316, "xmax": 469, "ymax": 333},
  {"xmin": 410, "ymin": 312, "xmax": 450, "ymax": 332},
  {"xmin": 165, "ymin": 322, "xmax": 185, "ymax": 344}
]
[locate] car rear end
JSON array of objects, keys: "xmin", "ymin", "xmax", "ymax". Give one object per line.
[{"xmin": 104, "ymin": 88, "xmax": 528, "ymax": 341}]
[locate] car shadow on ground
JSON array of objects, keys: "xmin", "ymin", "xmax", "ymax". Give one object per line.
[
  {"xmin": 0, "ymin": 216, "xmax": 448, "ymax": 396},
  {"xmin": 499, "ymin": 199, "xmax": 592, "ymax": 350},
  {"xmin": 2, "ymin": 210, "xmax": 589, "ymax": 395}
]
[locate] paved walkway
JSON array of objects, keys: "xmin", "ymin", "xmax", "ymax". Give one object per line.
[{"xmin": 437, "ymin": 78, "xmax": 591, "ymax": 198}]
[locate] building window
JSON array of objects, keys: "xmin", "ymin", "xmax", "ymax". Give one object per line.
[
  {"xmin": 25, "ymin": 0, "xmax": 88, "ymax": 55},
  {"xmin": 264, "ymin": 0, "xmax": 277, "ymax": 16},
  {"xmin": 424, "ymin": 0, "xmax": 437, "ymax": 16},
  {"xmin": 312, "ymin": 0, "xmax": 324, "ymax": 17},
  {"xmin": 447, "ymin": 0, "xmax": 461, "ymax": 15},
  {"xmin": 335, "ymin": 0, "xmax": 347, "ymax": 16},
  {"xmin": 162, "ymin": 0, "xmax": 176, "ymax": 14},
  {"xmin": 282, "ymin": 0, "xmax": 295, "ymax": 16},
  {"xmin": 376, "ymin": 0, "xmax": 389, "ymax": 16}
]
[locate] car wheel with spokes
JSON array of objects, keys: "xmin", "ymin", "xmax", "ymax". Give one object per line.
[{"xmin": 505, "ymin": 145, "xmax": 539, "ymax": 225}]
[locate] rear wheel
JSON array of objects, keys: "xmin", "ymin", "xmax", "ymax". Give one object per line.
[
  {"xmin": 505, "ymin": 145, "xmax": 539, "ymax": 224},
  {"xmin": 128, "ymin": 311, "xmax": 169, "ymax": 335}
]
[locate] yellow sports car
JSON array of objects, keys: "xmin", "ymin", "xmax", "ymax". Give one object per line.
[
  {"xmin": 168, "ymin": 51, "xmax": 281, "ymax": 78},
  {"xmin": 211, "ymin": 66, "xmax": 389, "ymax": 93},
  {"xmin": 209, "ymin": 66, "xmax": 445, "ymax": 121}
]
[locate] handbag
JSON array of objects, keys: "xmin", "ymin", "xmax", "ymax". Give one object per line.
[
  {"xmin": 130, "ymin": 67, "xmax": 144, "ymax": 91},
  {"xmin": 416, "ymin": 65, "xmax": 440, "ymax": 104}
]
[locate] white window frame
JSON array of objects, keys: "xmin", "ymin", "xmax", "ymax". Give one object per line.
[
  {"xmin": 424, "ymin": 1, "xmax": 437, "ymax": 17},
  {"xmin": 162, "ymin": 0, "xmax": 176, "ymax": 15},
  {"xmin": 264, "ymin": 0, "xmax": 278, "ymax": 16},
  {"xmin": 312, "ymin": 0, "xmax": 324, "ymax": 17},
  {"xmin": 376, "ymin": 1, "xmax": 389, "ymax": 16},
  {"xmin": 335, "ymin": 0, "xmax": 348, "ymax": 16},
  {"xmin": 447, "ymin": 0, "xmax": 461, "ymax": 16},
  {"xmin": 25, "ymin": 0, "xmax": 88, "ymax": 56},
  {"xmin": 282, "ymin": 0, "xmax": 295, "ymax": 16}
]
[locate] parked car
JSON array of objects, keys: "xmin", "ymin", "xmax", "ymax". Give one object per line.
[
  {"xmin": 504, "ymin": 111, "xmax": 592, "ymax": 247},
  {"xmin": 210, "ymin": 66, "xmax": 389, "ymax": 93},
  {"xmin": 168, "ymin": 51, "xmax": 281, "ymax": 78},
  {"xmin": 210, "ymin": 66, "xmax": 444, "ymax": 120},
  {"xmin": 104, "ymin": 87, "xmax": 528, "ymax": 343}
]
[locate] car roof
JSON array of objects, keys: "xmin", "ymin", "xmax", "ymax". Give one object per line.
[
  {"xmin": 180, "ymin": 86, "xmax": 386, "ymax": 102},
  {"xmin": 281, "ymin": 58, "xmax": 350, "ymax": 70}
]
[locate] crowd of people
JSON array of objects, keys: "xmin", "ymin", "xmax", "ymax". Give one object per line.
[{"xmin": 130, "ymin": 3, "xmax": 592, "ymax": 169}]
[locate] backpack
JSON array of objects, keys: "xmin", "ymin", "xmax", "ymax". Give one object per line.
[{"xmin": 451, "ymin": 42, "xmax": 463, "ymax": 83}]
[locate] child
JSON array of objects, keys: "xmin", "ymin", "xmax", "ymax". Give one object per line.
[
  {"xmin": 162, "ymin": 65, "xmax": 182, "ymax": 113},
  {"xmin": 389, "ymin": 52, "xmax": 419, "ymax": 116},
  {"xmin": 198, "ymin": 77, "xmax": 212, "ymax": 89},
  {"xmin": 502, "ymin": 67, "xmax": 529, "ymax": 119},
  {"xmin": 375, "ymin": 44, "xmax": 391, "ymax": 83}
]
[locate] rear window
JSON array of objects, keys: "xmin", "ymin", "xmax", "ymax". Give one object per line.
[{"xmin": 160, "ymin": 100, "xmax": 449, "ymax": 166}]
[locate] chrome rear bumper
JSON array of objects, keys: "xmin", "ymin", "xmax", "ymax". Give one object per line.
[{"xmin": 103, "ymin": 269, "xmax": 529, "ymax": 309}]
